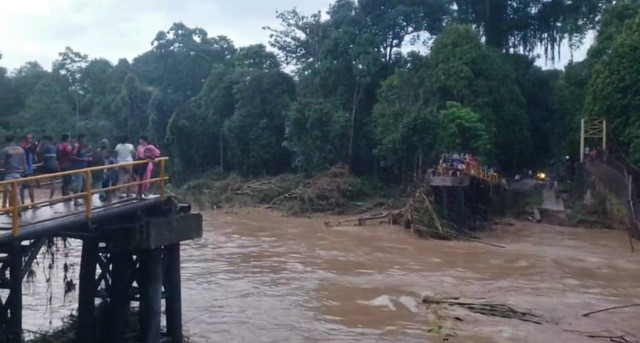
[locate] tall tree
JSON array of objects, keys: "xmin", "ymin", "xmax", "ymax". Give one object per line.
[
  {"xmin": 224, "ymin": 45, "xmax": 296, "ymax": 175},
  {"xmin": 357, "ymin": 0, "xmax": 451, "ymax": 62},
  {"xmin": 52, "ymin": 47, "xmax": 89, "ymax": 133},
  {"xmin": 18, "ymin": 79, "xmax": 73, "ymax": 137},
  {"xmin": 454, "ymin": 0, "xmax": 613, "ymax": 60},
  {"xmin": 586, "ymin": 2, "xmax": 640, "ymax": 163},
  {"xmin": 0, "ymin": 54, "xmax": 21, "ymax": 124}
]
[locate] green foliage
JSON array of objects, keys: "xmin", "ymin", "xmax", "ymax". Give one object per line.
[
  {"xmin": 437, "ymin": 102, "xmax": 490, "ymax": 157},
  {"xmin": 18, "ymin": 78, "xmax": 73, "ymax": 137},
  {"xmin": 285, "ymin": 99, "xmax": 349, "ymax": 173},
  {"xmin": 555, "ymin": 61, "xmax": 589, "ymax": 160},
  {"xmin": 373, "ymin": 24, "xmax": 533, "ymax": 173},
  {"xmin": 586, "ymin": 2, "xmax": 640, "ymax": 163},
  {"xmin": 454, "ymin": 0, "xmax": 613, "ymax": 60},
  {"xmin": 0, "ymin": 0, "xmax": 621, "ymax": 185}
]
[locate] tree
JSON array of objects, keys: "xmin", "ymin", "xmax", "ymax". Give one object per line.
[
  {"xmin": 437, "ymin": 102, "xmax": 490, "ymax": 157},
  {"xmin": 168, "ymin": 64, "xmax": 236, "ymax": 177},
  {"xmin": 426, "ymin": 24, "xmax": 531, "ymax": 171},
  {"xmin": 11, "ymin": 61, "xmax": 48, "ymax": 106},
  {"xmin": 556, "ymin": 60, "xmax": 589, "ymax": 160},
  {"xmin": 0, "ymin": 54, "xmax": 21, "ymax": 123},
  {"xmin": 52, "ymin": 47, "xmax": 89, "ymax": 134},
  {"xmin": 133, "ymin": 23, "xmax": 236, "ymax": 99},
  {"xmin": 18, "ymin": 79, "xmax": 73, "ymax": 137},
  {"xmin": 285, "ymin": 99, "xmax": 349, "ymax": 173},
  {"xmin": 509, "ymin": 55, "xmax": 562, "ymax": 167},
  {"xmin": 371, "ymin": 59, "xmax": 440, "ymax": 180},
  {"xmin": 454, "ymin": 0, "xmax": 613, "ymax": 60},
  {"xmin": 224, "ymin": 46, "xmax": 296, "ymax": 175},
  {"xmin": 110, "ymin": 74, "xmax": 152, "ymax": 137},
  {"xmin": 357, "ymin": 0, "xmax": 451, "ymax": 62},
  {"xmin": 586, "ymin": 4, "xmax": 640, "ymax": 163}
]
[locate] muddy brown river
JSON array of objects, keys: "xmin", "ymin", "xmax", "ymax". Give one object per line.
[{"xmin": 20, "ymin": 208, "xmax": 640, "ymax": 342}]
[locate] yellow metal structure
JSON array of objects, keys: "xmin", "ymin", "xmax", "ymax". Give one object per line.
[
  {"xmin": 436, "ymin": 155, "xmax": 501, "ymax": 185},
  {"xmin": 580, "ymin": 117, "xmax": 607, "ymax": 162},
  {"xmin": 0, "ymin": 158, "xmax": 169, "ymax": 236}
]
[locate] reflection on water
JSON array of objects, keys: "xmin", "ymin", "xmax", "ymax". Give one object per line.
[{"xmin": 19, "ymin": 208, "xmax": 640, "ymax": 342}]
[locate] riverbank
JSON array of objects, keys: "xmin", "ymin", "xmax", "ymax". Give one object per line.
[{"xmin": 175, "ymin": 165, "xmax": 401, "ymax": 215}]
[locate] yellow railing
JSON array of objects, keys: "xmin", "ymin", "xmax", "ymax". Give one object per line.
[
  {"xmin": 0, "ymin": 157, "xmax": 169, "ymax": 237},
  {"xmin": 436, "ymin": 155, "xmax": 502, "ymax": 185}
]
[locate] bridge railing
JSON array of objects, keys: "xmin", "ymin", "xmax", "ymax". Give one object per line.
[
  {"xmin": 436, "ymin": 155, "xmax": 501, "ymax": 185},
  {"xmin": 0, "ymin": 157, "xmax": 169, "ymax": 237}
]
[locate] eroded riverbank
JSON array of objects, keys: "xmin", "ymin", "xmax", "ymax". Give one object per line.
[{"xmin": 22, "ymin": 207, "xmax": 640, "ymax": 342}]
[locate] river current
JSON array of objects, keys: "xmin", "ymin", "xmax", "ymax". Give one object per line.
[{"xmin": 19, "ymin": 208, "xmax": 640, "ymax": 342}]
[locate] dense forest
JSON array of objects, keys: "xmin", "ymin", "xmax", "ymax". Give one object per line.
[{"xmin": 0, "ymin": 0, "xmax": 639, "ymax": 183}]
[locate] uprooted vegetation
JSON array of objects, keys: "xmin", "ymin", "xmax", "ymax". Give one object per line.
[
  {"xmin": 178, "ymin": 166, "xmax": 504, "ymax": 242},
  {"xmin": 176, "ymin": 164, "xmax": 395, "ymax": 215}
]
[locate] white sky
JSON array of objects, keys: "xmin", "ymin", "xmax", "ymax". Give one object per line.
[
  {"xmin": 0, "ymin": 0, "xmax": 590, "ymax": 72},
  {"xmin": 0, "ymin": 0, "xmax": 333, "ymax": 71}
]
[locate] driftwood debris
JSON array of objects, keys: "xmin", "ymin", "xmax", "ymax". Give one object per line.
[
  {"xmin": 491, "ymin": 219, "xmax": 515, "ymax": 227},
  {"xmin": 422, "ymin": 299, "xmax": 543, "ymax": 325},
  {"xmin": 564, "ymin": 330, "xmax": 639, "ymax": 343},
  {"xmin": 403, "ymin": 185, "xmax": 453, "ymax": 239},
  {"xmin": 323, "ymin": 212, "xmax": 399, "ymax": 227},
  {"xmin": 268, "ymin": 164, "xmax": 356, "ymax": 214},
  {"xmin": 586, "ymin": 335, "xmax": 638, "ymax": 343},
  {"xmin": 582, "ymin": 303, "xmax": 640, "ymax": 317}
]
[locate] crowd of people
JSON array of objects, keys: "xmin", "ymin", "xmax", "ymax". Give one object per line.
[
  {"xmin": 0, "ymin": 133, "xmax": 161, "ymax": 207},
  {"xmin": 435, "ymin": 153, "xmax": 495, "ymax": 178}
]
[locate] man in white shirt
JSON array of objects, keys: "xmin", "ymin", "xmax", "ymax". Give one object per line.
[{"xmin": 114, "ymin": 134, "xmax": 135, "ymax": 197}]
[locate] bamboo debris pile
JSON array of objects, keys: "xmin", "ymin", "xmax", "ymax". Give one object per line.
[
  {"xmin": 232, "ymin": 179, "xmax": 283, "ymax": 196},
  {"xmin": 402, "ymin": 183, "xmax": 459, "ymax": 239},
  {"xmin": 269, "ymin": 164, "xmax": 357, "ymax": 214},
  {"xmin": 422, "ymin": 298, "xmax": 543, "ymax": 325}
]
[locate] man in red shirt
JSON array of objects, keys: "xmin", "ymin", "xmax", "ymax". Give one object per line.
[{"xmin": 57, "ymin": 134, "xmax": 73, "ymax": 196}]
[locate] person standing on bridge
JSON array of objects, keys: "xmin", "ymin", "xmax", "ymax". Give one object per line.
[
  {"xmin": 57, "ymin": 134, "xmax": 73, "ymax": 197},
  {"xmin": 114, "ymin": 134, "xmax": 135, "ymax": 198},
  {"xmin": 0, "ymin": 135, "xmax": 27, "ymax": 208},
  {"xmin": 37, "ymin": 136, "xmax": 59, "ymax": 199},
  {"xmin": 70, "ymin": 134, "xmax": 92, "ymax": 206},
  {"xmin": 134, "ymin": 136, "xmax": 160, "ymax": 197},
  {"xmin": 20, "ymin": 133, "xmax": 36, "ymax": 205}
]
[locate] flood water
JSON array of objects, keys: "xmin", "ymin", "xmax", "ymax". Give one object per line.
[{"xmin": 18, "ymin": 208, "xmax": 640, "ymax": 342}]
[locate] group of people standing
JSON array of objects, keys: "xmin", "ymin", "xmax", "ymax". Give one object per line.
[{"xmin": 0, "ymin": 133, "xmax": 161, "ymax": 207}]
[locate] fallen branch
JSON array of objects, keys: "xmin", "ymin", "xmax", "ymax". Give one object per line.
[
  {"xmin": 586, "ymin": 335, "xmax": 635, "ymax": 343},
  {"xmin": 413, "ymin": 225, "xmax": 506, "ymax": 248},
  {"xmin": 458, "ymin": 236, "xmax": 506, "ymax": 249},
  {"xmin": 582, "ymin": 303, "xmax": 640, "ymax": 317},
  {"xmin": 323, "ymin": 212, "xmax": 392, "ymax": 227},
  {"xmin": 422, "ymin": 299, "xmax": 543, "ymax": 325},
  {"xmin": 492, "ymin": 219, "xmax": 515, "ymax": 227}
]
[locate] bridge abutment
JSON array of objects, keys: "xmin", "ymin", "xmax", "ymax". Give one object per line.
[{"xmin": 0, "ymin": 198, "xmax": 202, "ymax": 343}]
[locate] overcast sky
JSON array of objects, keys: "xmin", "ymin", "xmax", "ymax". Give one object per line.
[{"xmin": 1, "ymin": 0, "xmax": 589, "ymax": 72}]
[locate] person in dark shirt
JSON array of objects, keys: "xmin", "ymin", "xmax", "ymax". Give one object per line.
[
  {"xmin": 70, "ymin": 134, "xmax": 92, "ymax": 206},
  {"xmin": 37, "ymin": 135, "xmax": 59, "ymax": 199},
  {"xmin": 20, "ymin": 133, "xmax": 36, "ymax": 205},
  {"xmin": 57, "ymin": 134, "xmax": 73, "ymax": 196}
]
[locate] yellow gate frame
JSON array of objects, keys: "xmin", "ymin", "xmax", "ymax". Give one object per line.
[{"xmin": 580, "ymin": 117, "xmax": 607, "ymax": 162}]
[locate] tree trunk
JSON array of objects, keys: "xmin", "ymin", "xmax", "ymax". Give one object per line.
[
  {"xmin": 75, "ymin": 93, "xmax": 80, "ymax": 135},
  {"xmin": 349, "ymin": 83, "xmax": 363, "ymax": 167},
  {"xmin": 219, "ymin": 132, "xmax": 224, "ymax": 172},
  {"xmin": 418, "ymin": 148, "xmax": 423, "ymax": 179}
]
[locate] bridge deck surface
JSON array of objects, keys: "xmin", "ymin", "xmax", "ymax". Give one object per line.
[{"xmin": 0, "ymin": 195, "xmax": 159, "ymax": 231}]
